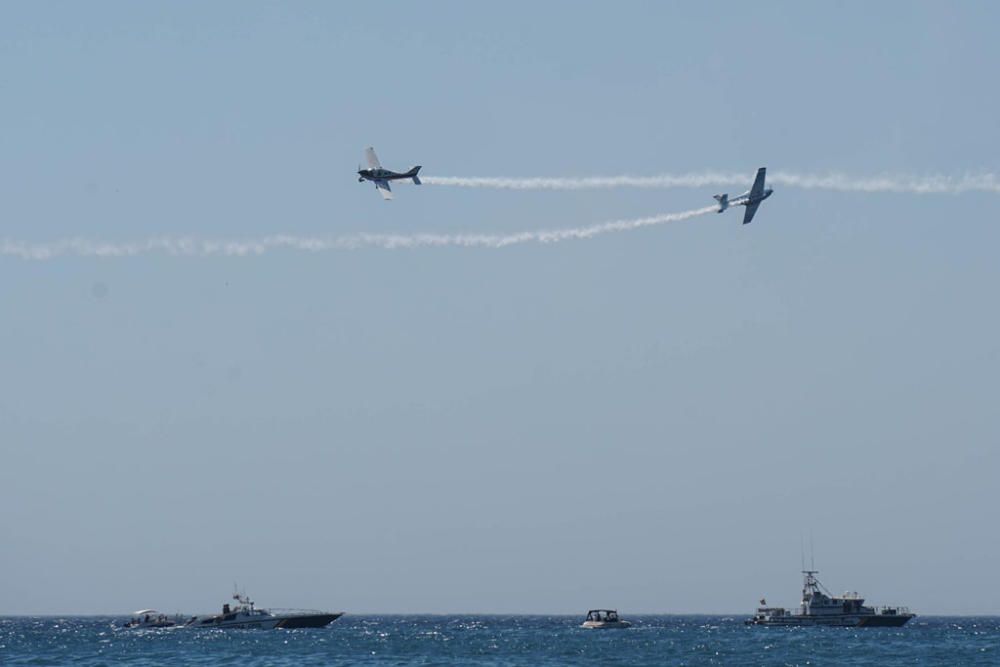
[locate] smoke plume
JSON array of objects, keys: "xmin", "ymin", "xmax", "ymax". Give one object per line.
[
  {"xmin": 1, "ymin": 206, "xmax": 718, "ymax": 260},
  {"xmin": 423, "ymin": 172, "xmax": 1000, "ymax": 195}
]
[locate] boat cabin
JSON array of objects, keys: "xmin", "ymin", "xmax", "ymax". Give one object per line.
[
  {"xmin": 585, "ymin": 609, "xmax": 621, "ymax": 623},
  {"xmin": 123, "ymin": 609, "xmax": 175, "ymax": 628}
]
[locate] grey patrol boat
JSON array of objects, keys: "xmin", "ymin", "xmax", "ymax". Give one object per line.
[{"xmin": 747, "ymin": 570, "xmax": 915, "ymax": 627}]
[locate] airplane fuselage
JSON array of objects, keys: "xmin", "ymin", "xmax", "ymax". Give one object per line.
[
  {"xmin": 733, "ymin": 188, "xmax": 774, "ymax": 207},
  {"xmin": 358, "ymin": 168, "xmax": 413, "ymax": 183}
]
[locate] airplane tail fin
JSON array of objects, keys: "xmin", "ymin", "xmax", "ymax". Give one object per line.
[
  {"xmin": 407, "ymin": 166, "xmax": 422, "ymax": 185},
  {"xmin": 713, "ymin": 193, "xmax": 729, "ymax": 213}
]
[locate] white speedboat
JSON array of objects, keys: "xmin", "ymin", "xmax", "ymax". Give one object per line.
[
  {"xmin": 185, "ymin": 591, "xmax": 343, "ymax": 629},
  {"xmin": 581, "ymin": 609, "xmax": 631, "ymax": 629},
  {"xmin": 121, "ymin": 609, "xmax": 179, "ymax": 629}
]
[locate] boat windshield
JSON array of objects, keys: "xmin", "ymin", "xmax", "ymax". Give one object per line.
[{"xmin": 586, "ymin": 610, "xmax": 618, "ymax": 622}]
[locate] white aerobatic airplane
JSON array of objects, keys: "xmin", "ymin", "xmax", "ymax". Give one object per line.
[
  {"xmin": 714, "ymin": 167, "xmax": 773, "ymax": 224},
  {"xmin": 357, "ymin": 147, "xmax": 421, "ymax": 200}
]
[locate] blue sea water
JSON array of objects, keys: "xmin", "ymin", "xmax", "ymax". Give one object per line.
[{"xmin": 1, "ymin": 615, "xmax": 997, "ymax": 666}]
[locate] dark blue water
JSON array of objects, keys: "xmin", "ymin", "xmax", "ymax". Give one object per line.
[{"xmin": 2, "ymin": 615, "xmax": 997, "ymax": 666}]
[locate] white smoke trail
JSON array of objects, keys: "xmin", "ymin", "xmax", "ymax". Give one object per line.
[
  {"xmin": 768, "ymin": 172, "xmax": 1000, "ymax": 194},
  {"xmin": 423, "ymin": 171, "xmax": 1000, "ymax": 195},
  {"xmin": 0, "ymin": 206, "xmax": 718, "ymax": 260},
  {"xmin": 422, "ymin": 174, "xmax": 743, "ymax": 190}
]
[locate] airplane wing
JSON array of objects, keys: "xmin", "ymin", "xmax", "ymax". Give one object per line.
[
  {"xmin": 365, "ymin": 147, "xmax": 382, "ymax": 169},
  {"xmin": 742, "ymin": 201, "xmax": 760, "ymax": 225},
  {"xmin": 750, "ymin": 167, "xmax": 766, "ymax": 198},
  {"xmin": 375, "ymin": 179, "xmax": 393, "ymax": 200}
]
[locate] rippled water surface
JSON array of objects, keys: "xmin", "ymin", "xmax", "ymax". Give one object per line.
[{"xmin": 1, "ymin": 615, "xmax": 998, "ymax": 666}]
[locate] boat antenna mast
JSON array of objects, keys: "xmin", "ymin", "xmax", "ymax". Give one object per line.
[
  {"xmin": 810, "ymin": 531, "xmax": 815, "ymax": 572},
  {"xmin": 801, "ymin": 533, "xmax": 822, "ymax": 599},
  {"xmin": 231, "ymin": 583, "xmax": 255, "ymax": 610}
]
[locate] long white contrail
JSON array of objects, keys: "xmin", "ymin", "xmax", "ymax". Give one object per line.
[
  {"xmin": 0, "ymin": 206, "xmax": 718, "ymax": 260},
  {"xmin": 423, "ymin": 171, "xmax": 1000, "ymax": 194}
]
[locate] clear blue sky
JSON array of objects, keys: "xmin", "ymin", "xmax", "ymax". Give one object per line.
[{"xmin": 1, "ymin": 2, "xmax": 998, "ymax": 615}]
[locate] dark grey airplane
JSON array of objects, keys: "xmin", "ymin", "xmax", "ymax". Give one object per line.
[
  {"xmin": 713, "ymin": 167, "xmax": 773, "ymax": 224},
  {"xmin": 357, "ymin": 147, "xmax": 421, "ymax": 200}
]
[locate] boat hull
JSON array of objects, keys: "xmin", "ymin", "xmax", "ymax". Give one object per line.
[
  {"xmin": 275, "ymin": 613, "xmax": 343, "ymax": 629},
  {"xmin": 122, "ymin": 621, "xmax": 176, "ymax": 629},
  {"xmin": 581, "ymin": 621, "xmax": 632, "ymax": 629},
  {"xmin": 857, "ymin": 614, "xmax": 914, "ymax": 627},
  {"xmin": 187, "ymin": 612, "xmax": 343, "ymax": 629},
  {"xmin": 747, "ymin": 613, "xmax": 914, "ymax": 627}
]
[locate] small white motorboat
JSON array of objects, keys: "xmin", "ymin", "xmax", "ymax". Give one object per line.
[
  {"xmin": 581, "ymin": 609, "xmax": 631, "ymax": 629},
  {"xmin": 121, "ymin": 609, "xmax": 178, "ymax": 629}
]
